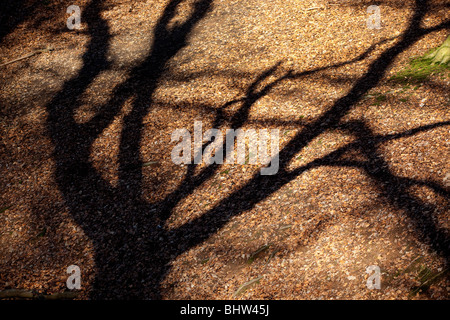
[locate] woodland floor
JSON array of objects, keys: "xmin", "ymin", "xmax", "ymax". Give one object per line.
[{"xmin": 0, "ymin": 0, "xmax": 449, "ymax": 300}]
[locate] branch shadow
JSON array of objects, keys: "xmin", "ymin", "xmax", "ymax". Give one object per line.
[
  {"xmin": 166, "ymin": 0, "xmax": 450, "ymax": 271},
  {"xmin": 337, "ymin": 120, "xmax": 450, "ymax": 261},
  {"xmin": 44, "ymin": 0, "xmax": 449, "ymax": 299}
]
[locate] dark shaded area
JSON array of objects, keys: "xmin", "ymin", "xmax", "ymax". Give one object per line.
[
  {"xmin": 42, "ymin": 0, "xmax": 450, "ymax": 299},
  {"xmin": 0, "ymin": 0, "xmax": 31, "ymax": 43},
  {"xmin": 0, "ymin": 0, "xmax": 74, "ymax": 43}
]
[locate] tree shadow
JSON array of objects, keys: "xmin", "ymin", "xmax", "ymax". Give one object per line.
[
  {"xmin": 44, "ymin": 0, "xmax": 449, "ymax": 299},
  {"xmin": 46, "ymin": 0, "xmax": 218, "ymax": 299}
]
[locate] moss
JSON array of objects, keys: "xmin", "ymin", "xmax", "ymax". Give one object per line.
[
  {"xmin": 425, "ymin": 35, "xmax": 450, "ymax": 65},
  {"xmin": 390, "ymin": 37, "xmax": 450, "ymax": 84}
]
